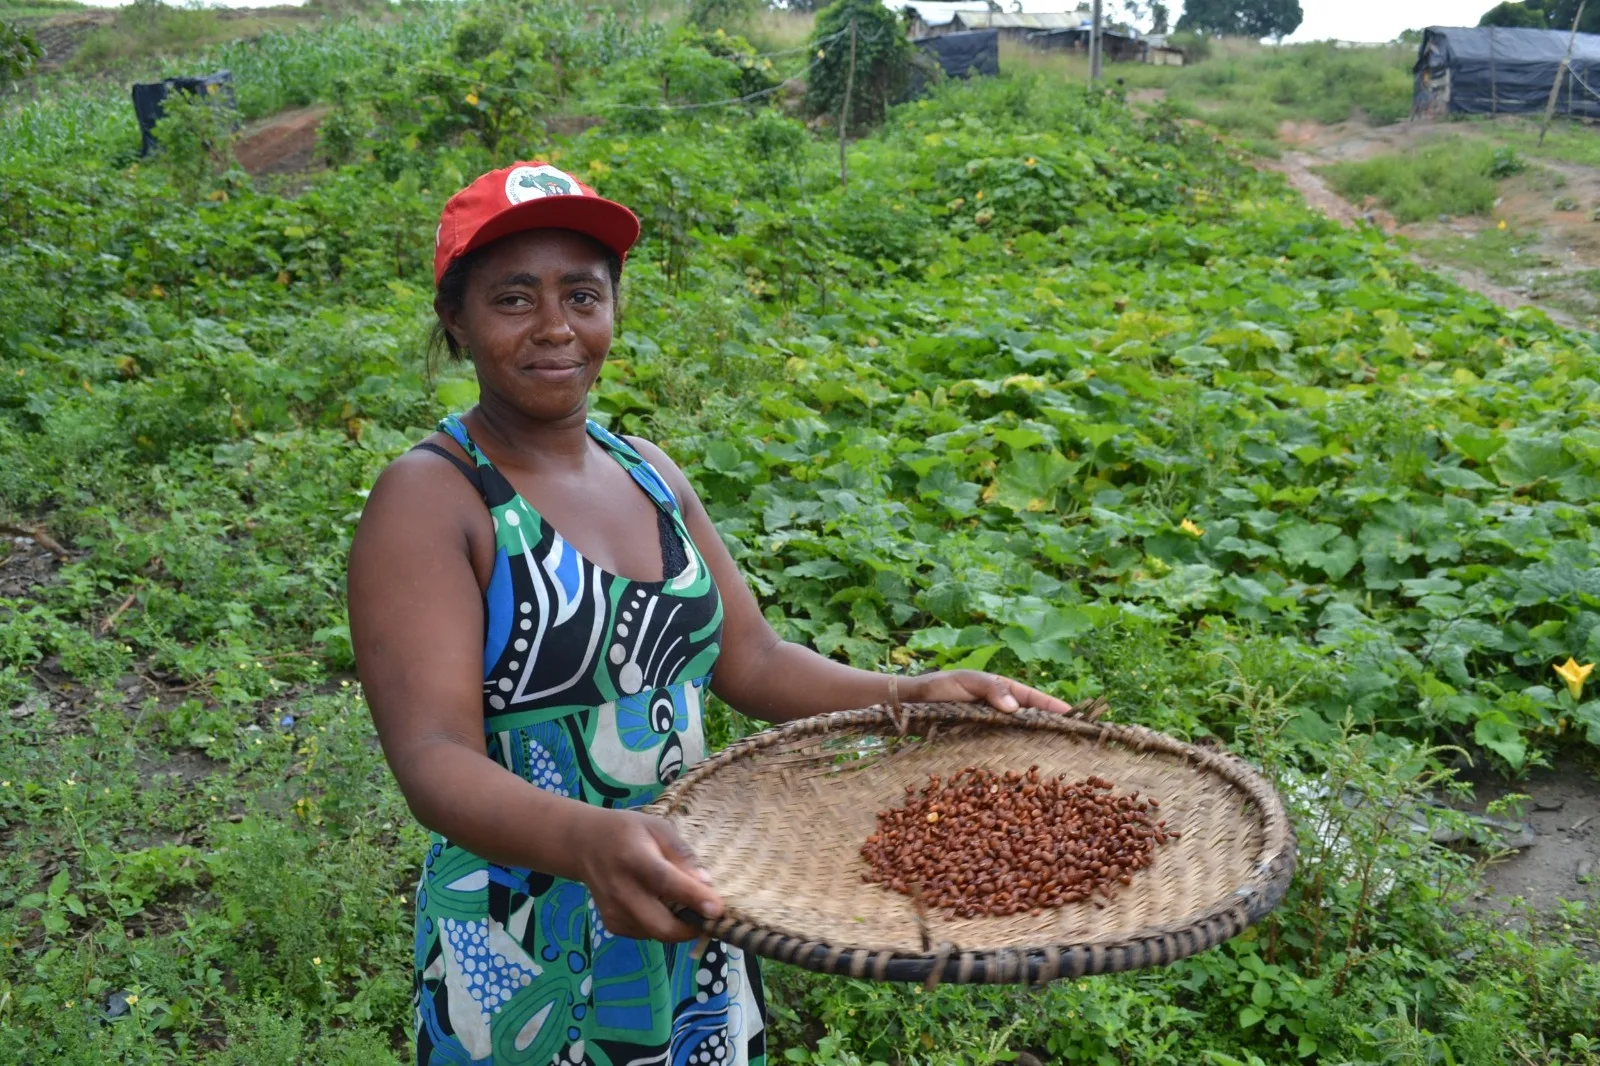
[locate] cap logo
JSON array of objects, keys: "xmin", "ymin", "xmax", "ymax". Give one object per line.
[{"xmin": 505, "ymin": 165, "xmax": 581, "ymax": 205}]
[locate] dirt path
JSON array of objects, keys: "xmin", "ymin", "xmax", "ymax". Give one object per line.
[
  {"xmin": 1261, "ymin": 122, "xmax": 1587, "ymax": 327},
  {"xmin": 233, "ymin": 105, "xmax": 329, "ymax": 177}
]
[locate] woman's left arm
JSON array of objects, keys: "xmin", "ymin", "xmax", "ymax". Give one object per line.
[{"xmin": 629, "ymin": 439, "xmax": 1074, "ymax": 721}]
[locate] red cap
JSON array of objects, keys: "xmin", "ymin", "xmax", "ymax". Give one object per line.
[{"xmin": 433, "ymin": 162, "xmax": 641, "ymax": 287}]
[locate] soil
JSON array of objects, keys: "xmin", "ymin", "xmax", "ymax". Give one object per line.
[
  {"xmin": 25, "ymin": 10, "xmax": 113, "ymax": 69},
  {"xmin": 0, "ymin": 533, "xmax": 68, "ymax": 600},
  {"xmin": 233, "ymin": 104, "xmax": 330, "ymax": 177},
  {"xmin": 1460, "ymin": 757, "xmax": 1600, "ymax": 917}
]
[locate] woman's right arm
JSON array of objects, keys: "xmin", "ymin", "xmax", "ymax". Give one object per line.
[{"xmin": 346, "ymin": 453, "xmax": 722, "ymax": 941}]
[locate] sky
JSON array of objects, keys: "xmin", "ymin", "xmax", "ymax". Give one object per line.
[
  {"xmin": 69, "ymin": 0, "xmax": 1505, "ymax": 39},
  {"xmin": 1272, "ymin": 0, "xmax": 1496, "ymax": 43}
]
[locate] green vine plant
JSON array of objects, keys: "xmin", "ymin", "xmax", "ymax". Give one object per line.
[
  {"xmin": 804, "ymin": 0, "xmax": 913, "ymax": 134},
  {"xmin": 1, "ymin": 20, "xmax": 42, "ymax": 90}
]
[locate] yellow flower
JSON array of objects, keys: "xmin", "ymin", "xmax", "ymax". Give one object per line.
[
  {"xmin": 1497, "ymin": 219, "xmax": 1507, "ymax": 230},
  {"xmin": 313, "ymin": 957, "xmax": 322, "ymax": 966},
  {"xmin": 975, "ymin": 189, "xmax": 984, "ymax": 200},
  {"xmin": 1180, "ymin": 518, "xmax": 1205, "ymax": 537},
  {"xmin": 1554, "ymin": 657, "xmax": 1594, "ymax": 700},
  {"xmin": 816, "ymin": 49, "xmax": 825, "ymax": 58},
  {"xmin": 465, "ymin": 92, "xmax": 479, "ymax": 106},
  {"xmin": 125, "ymin": 995, "xmax": 139, "ymax": 1007},
  {"xmin": 1025, "ymin": 157, "xmax": 1037, "ymax": 167}
]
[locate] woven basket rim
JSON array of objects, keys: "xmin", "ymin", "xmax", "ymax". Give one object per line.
[{"xmin": 647, "ymin": 700, "xmax": 1297, "ymax": 984}]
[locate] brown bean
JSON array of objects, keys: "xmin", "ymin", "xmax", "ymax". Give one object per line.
[{"xmin": 860, "ymin": 767, "xmax": 1176, "ymax": 919}]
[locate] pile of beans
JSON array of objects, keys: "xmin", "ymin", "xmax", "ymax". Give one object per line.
[{"xmin": 860, "ymin": 767, "xmax": 1178, "ymax": 918}]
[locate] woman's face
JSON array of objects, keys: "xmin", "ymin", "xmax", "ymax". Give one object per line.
[{"xmin": 439, "ymin": 229, "xmax": 615, "ymax": 423}]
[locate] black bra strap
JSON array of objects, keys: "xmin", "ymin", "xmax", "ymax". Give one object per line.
[
  {"xmin": 412, "ymin": 441, "xmax": 488, "ymax": 501},
  {"xmin": 415, "ymin": 439, "xmax": 687, "ymax": 578}
]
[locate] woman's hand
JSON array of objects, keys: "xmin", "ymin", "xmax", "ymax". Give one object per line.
[
  {"xmin": 573, "ymin": 809, "xmax": 725, "ymax": 943},
  {"xmin": 907, "ymin": 670, "xmax": 1076, "ymax": 715}
]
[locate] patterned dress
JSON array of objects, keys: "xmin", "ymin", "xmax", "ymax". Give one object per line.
[{"xmin": 408, "ymin": 415, "xmax": 766, "ymax": 1066}]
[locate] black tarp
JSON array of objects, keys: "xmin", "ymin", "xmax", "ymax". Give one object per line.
[
  {"xmin": 131, "ymin": 70, "xmax": 236, "ymax": 155},
  {"xmin": 914, "ymin": 30, "xmax": 1000, "ymax": 80},
  {"xmin": 1414, "ymin": 26, "xmax": 1600, "ymax": 118}
]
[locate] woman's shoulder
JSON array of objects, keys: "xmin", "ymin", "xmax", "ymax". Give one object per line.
[
  {"xmin": 617, "ymin": 432, "xmax": 697, "ymax": 506},
  {"xmin": 362, "ymin": 434, "xmax": 485, "ymax": 527}
]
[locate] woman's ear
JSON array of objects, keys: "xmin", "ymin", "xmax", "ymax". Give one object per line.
[{"xmin": 434, "ymin": 296, "xmax": 465, "ymax": 351}]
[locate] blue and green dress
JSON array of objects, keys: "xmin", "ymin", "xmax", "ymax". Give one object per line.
[{"xmin": 407, "ymin": 415, "xmax": 766, "ymax": 1066}]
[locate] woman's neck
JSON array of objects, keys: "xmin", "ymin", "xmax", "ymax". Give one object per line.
[{"xmin": 465, "ymin": 393, "xmax": 592, "ymax": 472}]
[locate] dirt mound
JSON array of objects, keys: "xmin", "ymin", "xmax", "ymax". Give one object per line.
[
  {"xmin": 233, "ymin": 105, "xmax": 329, "ymax": 177},
  {"xmin": 26, "ymin": 11, "xmax": 114, "ymax": 70}
]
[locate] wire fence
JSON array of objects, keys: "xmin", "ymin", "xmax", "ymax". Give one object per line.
[{"xmin": 1562, "ymin": 60, "xmax": 1600, "ymax": 104}]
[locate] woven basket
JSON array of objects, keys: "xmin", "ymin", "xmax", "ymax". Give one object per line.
[{"xmin": 647, "ymin": 700, "xmax": 1295, "ymax": 985}]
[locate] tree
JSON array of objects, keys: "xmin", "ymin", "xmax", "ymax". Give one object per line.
[
  {"xmin": 1480, "ymin": 0, "xmax": 1600, "ymax": 31},
  {"xmin": 1176, "ymin": 0, "xmax": 1304, "ymax": 40},
  {"xmin": 1119, "ymin": 0, "xmax": 1171, "ymax": 34}
]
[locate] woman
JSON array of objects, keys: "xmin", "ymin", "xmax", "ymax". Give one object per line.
[{"xmin": 347, "ymin": 161, "xmax": 1073, "ymax": 1066}]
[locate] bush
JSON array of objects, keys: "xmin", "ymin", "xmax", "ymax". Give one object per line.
[
  {"xmin": 147, "ymin": 85, "xmax": 239, "ymax": 199},
  {"xmin": 1, "ymin": 19, "xmax": 40, "ymax": 85},
  {"xmin": 804, "ymin": 0, "xmax": 912, "ymax": 132}
]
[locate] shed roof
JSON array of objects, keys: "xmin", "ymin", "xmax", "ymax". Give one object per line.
[
  {"xmin": 1418, "ymin": 25, "xmax": 1600, "ymax": 68},
  {"xmin": 893, "ymin": 1, "xmax": 1091, "ymax": 28},
  {"xmin": 952, "ymin": 11, "xmax": 1087, "ymax": 30}
]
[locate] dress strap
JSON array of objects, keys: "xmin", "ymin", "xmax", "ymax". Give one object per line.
[
  {"xmin": 437, "ymin": 414, "xmax": 489, "ymax": 465},
  {"xmin": 585, "ymin": 419, "xmax": 682, "ymax": 516},
  {"xmin": 411, "ymin": 441, "xmax": 488, "ymax": 501}
]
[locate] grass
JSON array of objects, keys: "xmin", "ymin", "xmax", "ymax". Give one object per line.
[
  {"xmin": 0, "ymin": 0, "xmax": 84, "ymax": 15},
  {"xmin": 996, "ymin": 38, "xmax": 1414, "ymax": 157},
  {"xmin": 994, "ymin": 37, "xmax": 1179, "ymax": 87},
  {"xmin": 1477, "ymin": 114, "xmax": 1600, "ymax": 170},
  {"xmin": 746, "ymin": 7, "xmax": 812, "ymax": 52},
  {"xmin": 1165, "ymin": 40, "xmax": 1415, "ymax": 126},
  {"xmin": 1413, "ymin": 222, "xmax": 1600, "ymax": 329},
  {"xmin": 1319, "ymin": 137, "xmax": 1512, "ymax": 222},
  {"xmin": 69, "ymin": 3, "xmax": 315, "ymax": 71}
]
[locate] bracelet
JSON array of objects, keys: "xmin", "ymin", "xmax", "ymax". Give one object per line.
[{"xmin": 886, "ymin": 674, "xmax": 908, "ymax": 736}]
